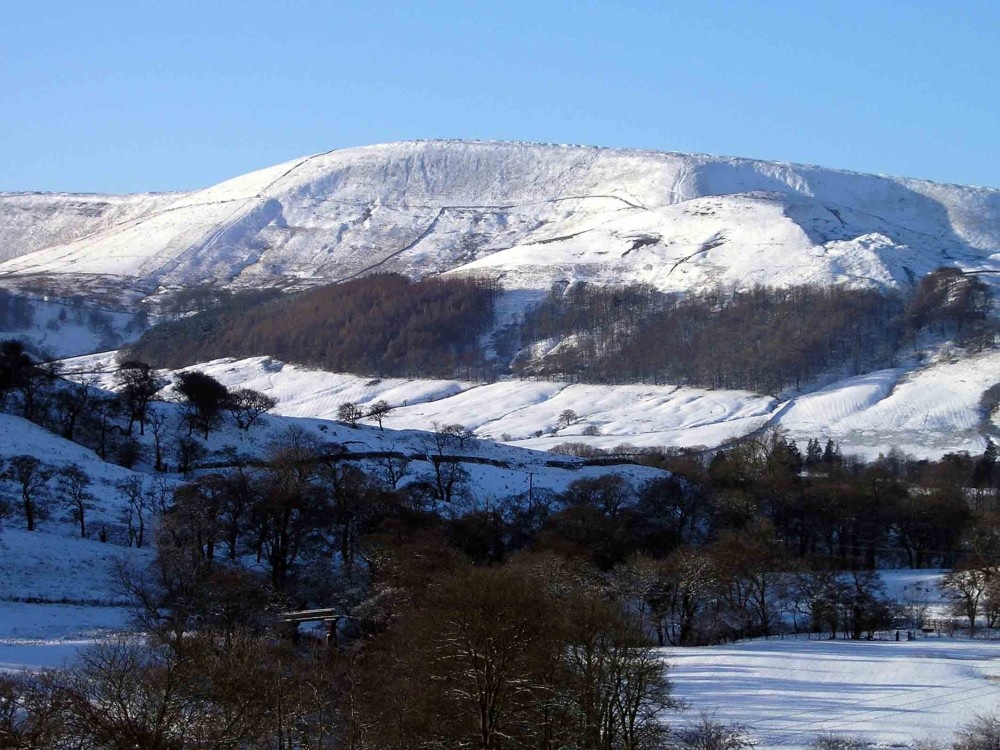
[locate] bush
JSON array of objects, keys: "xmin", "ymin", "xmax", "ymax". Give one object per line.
[
  {"xmin": 954, "ymin": 715, "xmax": 1000, "ymax": 750},
  {"xmin": 673, "ymin": 714, "xmax": 756, "ymax": 750},
  {"xmin": 811, "ymin": 734, "xmax": 871, "ymax": 750}
]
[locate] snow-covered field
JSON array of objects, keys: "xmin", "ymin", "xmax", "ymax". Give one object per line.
[
  {"xmin": 68, "ymin": 350, "xmax": 996, "ymax": 460},
  {"xmin": 0, "ymin": 296, "xmax": 147, "ymax": 358},
  {"xmin": 666, "ymin": 637, "xmax": 1000, "ymax": 748},
  {"xmin": 2, "ymin": 549, "xmax": 994, "ymax": 749},
  {"xmin": 0, "ymin": 529, "xmax": 145, "ymax": 673}
]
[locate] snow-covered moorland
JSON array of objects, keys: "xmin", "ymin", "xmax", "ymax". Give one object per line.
[
  {"xmin": 2, "ymin": 139, "xmax": 1000, "ymax": 746},
  {"xmin": 2, "ymin": 140, "xmax": 998, "ymax": 304}
]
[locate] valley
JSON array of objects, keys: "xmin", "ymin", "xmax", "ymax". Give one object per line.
[{"xmin": 3, "ymin": 140, "xmax": 1000, "ymax": 748}]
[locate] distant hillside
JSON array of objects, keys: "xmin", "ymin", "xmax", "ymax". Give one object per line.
[
  {"xmin": 124, "ymin": 268, "xmax": 994, "ymax": 395},
  {"xmin": 1, "ymin": 140, "xmax": 997, "ymax": 305},
  {"xmin": 4, "ymin": 140, "xmax": 999, "ymax": 454}
]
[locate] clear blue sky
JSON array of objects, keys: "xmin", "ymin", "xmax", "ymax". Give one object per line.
[{"xmin": 3, "ymin": 1, "xmax": 998, "ymax": 193}]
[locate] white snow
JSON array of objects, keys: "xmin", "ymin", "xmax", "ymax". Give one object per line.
[
  {"xmin": 774, "ymin": 351, "xmax": 1000, "ymax": 459},
  {"xmin": 0, "ymin": 297, "xmax": 146, "ymax": 359},
  {"xmin": 2, "ymin": 141, "xmax": 999, "ymax": 740},
  {"xmin": 1, "ymin": 140, "xmax": 996, "ymax": 301},
  {"xmin": 664, "ymin": 637, "xmax": 1000, "ymax": 748},
  {"xmin": 68, "ymin": 351, "xmax": 995, "ymax": 460}
]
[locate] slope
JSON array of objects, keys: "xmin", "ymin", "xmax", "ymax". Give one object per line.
[
  {"xmin": 71, "ymin": 350, "xmax": 999, "ymax": 460},
  {"xmin": 1, "ymin": 141, "xmax": 997, "ymax": 301}
]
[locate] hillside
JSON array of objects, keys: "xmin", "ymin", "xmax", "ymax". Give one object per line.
[
  {"xmin": 3, "ymin": 140, "xmax": 999, "ymax": 454},
  {"xmin": 1, "ymin": 140, "xmax": 998, "ymax": 303},
  {"xmin": 90, "ymin": 351, "xmax": 998, "ymax": 460}
]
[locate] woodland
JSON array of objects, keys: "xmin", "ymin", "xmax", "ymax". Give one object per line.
[
  {"xmin": 124, "ymin": 268, "xmax": 995, "ymax": 395},
  {"xmin": 3, "ymin": 266, "xmax": 1000, "ymax": 748}
]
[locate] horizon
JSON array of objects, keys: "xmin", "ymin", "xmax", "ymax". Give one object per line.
[
  {"xmin": 3, "ymin": 2, "xmax": 999, "ymax": 194},
  {"xmin": 4, "ymin": 137, "xmax": 999, "ymax": 197}
]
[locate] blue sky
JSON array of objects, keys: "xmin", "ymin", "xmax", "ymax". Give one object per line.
[{"xmin": 2, "ymin": 1, "xmax": 998, "ymax": 192}]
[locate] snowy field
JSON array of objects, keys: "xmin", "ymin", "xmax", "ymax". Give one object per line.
[
  {"xmin": 65, "ymin": 350, "xmax": 999, "ymax": 461},
  {"xmin": 665, "ymin": 637, "xmax": 1000, "ymax": 748},
  {"xmin": 0, "ymin": 601, "xmax": 130, "ymax": 672},
  {"xmin": 0, "ymin": 527, "xmax": 147, "ymax": 673}
]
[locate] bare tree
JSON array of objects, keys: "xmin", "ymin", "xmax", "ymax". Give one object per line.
[
  {"xmin": 146, "ymin": 408, "xmax": 170, "ymax": 472},
  {"xmin": 115, "ymin": 361, "xmax": 165, "ymax": 436},
  {"xmin": 5, "ymin": 455, "xmax": 53, "ymax": 531},
  {"xmin": 337, "ymin": 401, "xmax": 364, "ymax": 428},
  {"xmin": 427, "ymin": 423, "xmax": 471, "ymax": 503},
  {"xmin": 675, "ymin": 713, "xmax": 756, "ymax": 750},
  {"xmin": 0, "ymin": 671, "xmax": 69, "ymax": 747},
  {"xmin": 954, "ymin": 714, "xmax": 1000, "ymax": 750},
  {"xmin": 175, "ymin": 435, "xmax": 207, "ymax": 477},
  {"xmin": 61, "ymin": 638, "xmax": 191, "ymax": 748},
  {"xmin": 226, "ymin": 387, "xmax": 276, "ymax": 430},
  {"xmin": 366, "ymin": 399, "xmax": 393, "ymax": 431},
  {"xmin": 943, "ymin": 566, "xmax": 993, "ymax": 634},
  {"xmin": 58, "ymin": 464, "xmax": 94, "ymax": 538},
  {"xmin": 379, "ymin": 448, "xmax": 411, "ymax": 489},
  {"xmin": 558, "ymin": 408, "xmax": 579, "ymax": 428},
  {"xmin": 117, "ymin": 476, "xmax": 150, "ymax": 548},
  {"xmin": 52, "ymin": 374, "xmax": 97, "ymax": 441},
  {"xmin": 85, "ymin": 397, "xmax": 122, "ymax": 461}
]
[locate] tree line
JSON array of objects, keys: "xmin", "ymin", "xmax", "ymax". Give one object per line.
[
  {"xmin": 121, "ymin": 268, "xmax": 995, "ymax": 395},
  {"xmin": 124, "ymin": 274, "xmax": 500, "ymax": 379},
  {"xmin": 5, "ymin": 420, "xmax": 1000, "ymax": 747},
  {"xmin": 512, "ymin": 268, "xmax": 996, "ymax": 393}
]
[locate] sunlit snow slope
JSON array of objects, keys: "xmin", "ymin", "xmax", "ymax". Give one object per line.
[
  {"xmin": 71, "ymin": 352, "xmax": 997, "ymax": 461},
  {"xmin": 2, "ymin": 140, "xmax": 998, "ymax": 296}
]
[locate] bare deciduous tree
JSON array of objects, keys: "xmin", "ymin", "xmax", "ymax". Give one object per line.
[
  {"xmin": 117, "ymin": 476, "xmax": 151, "ymax": 548},
  {"xmin": 5, "ymin": 455, "xmax": 53, "ymax": 531},
  {"xmin": 365, "ymin": 399, "xmax": 393, "ymax": 430},
  {"xmin": 58, "ymin": 464, "xmax": 94, "ymax": 538},
  {"xmin": 226, "ymin": 387, "xmax": 276, "ymax": 430},
  {"xmin": 338, "ymin": 401, "xmax": 364, "ymax": 428}
]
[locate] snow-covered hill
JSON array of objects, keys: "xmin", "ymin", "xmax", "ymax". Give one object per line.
[
  {"xmin": 4, "ymin": 141, "xmax": 1000, "ymax": 455},
  {"xmin": 67, "ymin": 351, "xmax": 999, "ymax": 461},
  {"xmin": 1, "ymin": 140, "xmax": 998, "ymax": 300},
  {"xmin": 0, "ymin": 192, "xmax": 178, "ymax": 264}
]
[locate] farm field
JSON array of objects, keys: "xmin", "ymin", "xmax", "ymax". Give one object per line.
[{"xmin": 665, "ymin": 636, "xmax": 1000, "ymax": 747}]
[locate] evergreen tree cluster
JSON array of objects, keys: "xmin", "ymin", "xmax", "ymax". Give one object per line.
[
  {"xmin": 515, "ymin": 269, "xmax": 995, "ymax": 392},
  {"xmin": 124, "ymin": 274, "xmax": 499, "ymax": 378},
  {"xmin": 127, "ymin": 267, "xmax": 994, "ymax": 395}
]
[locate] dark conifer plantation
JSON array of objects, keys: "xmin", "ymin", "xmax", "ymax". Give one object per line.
[
  {"xmin": 514, "ymin": 272, "xmax": 994, "ymax": 393},
  {"xmin": 124, "ymin": 274, "xmax": 499, "ymax": 378},
  {"xmin": 126, "ymin": 268, "xmax": 993, "ymax": 394}
]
